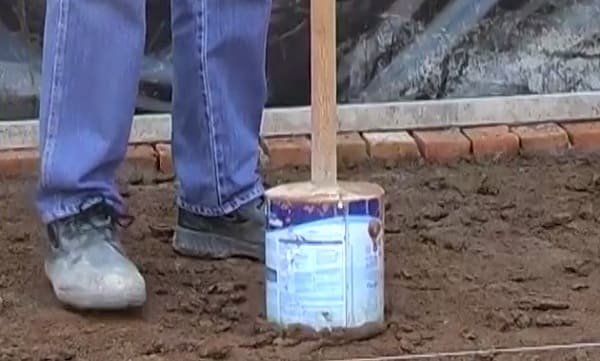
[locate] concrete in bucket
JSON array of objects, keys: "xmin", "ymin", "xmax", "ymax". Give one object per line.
[{"xmin": 264, "ymin": 0, "xmax": 386, "ymax": 332}]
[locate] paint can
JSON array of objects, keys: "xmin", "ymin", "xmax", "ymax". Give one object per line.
[{"xmin": 265, "ymin": 181, "xmax": 385, "ymax": 331}]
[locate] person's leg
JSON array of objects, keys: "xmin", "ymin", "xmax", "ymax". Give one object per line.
[
  {"xmin": 37, "ymin": 0, "xmax": 147, "ymax": 309},
  {"xmin": 170, "ymin": 0, "xmax": 271, "ymax": 261}
]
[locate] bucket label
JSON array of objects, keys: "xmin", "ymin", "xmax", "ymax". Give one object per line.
[{"xmin": 266, "ymin": 197, "xmax": 384, "ymax": 330}]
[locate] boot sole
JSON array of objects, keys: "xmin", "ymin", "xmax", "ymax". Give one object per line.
[
  {"xmin": 55, "ymin": 290, "xmax": 146, "ymax": 310},
  {"xmin": 172, "ymin": 225, "xmax": 265, "ymax": 263}
]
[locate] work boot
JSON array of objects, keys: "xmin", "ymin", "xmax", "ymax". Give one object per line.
[
  {"xmin": 173, "ymin": 197, "xmax": 266, "ymax": 262},
  {"xmin": 44, "ymin": 201, "xmax": 147, "ymax": 310}
]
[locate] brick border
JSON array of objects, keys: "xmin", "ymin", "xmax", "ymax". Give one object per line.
[{"xmin": 2, "ymin": 121, "xmax": 600, "ymax": 177}]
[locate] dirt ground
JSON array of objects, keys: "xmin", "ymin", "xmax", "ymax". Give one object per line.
[{"xmin": 3, "ymin": 156, "xmax": 600, "ymax": 361}]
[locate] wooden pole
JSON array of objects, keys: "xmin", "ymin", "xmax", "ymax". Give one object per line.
[{"xmin": 310, "ymin": 0, "xmax": 337, "ymax": 186}]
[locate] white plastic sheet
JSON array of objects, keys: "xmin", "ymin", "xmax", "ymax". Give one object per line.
[{"xmin": 0, "ymin": 0, "xmax": 598, "ymax": 119}]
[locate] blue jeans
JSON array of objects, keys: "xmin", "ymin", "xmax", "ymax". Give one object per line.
[{"xmin": 37, "ymin": 0, "xmax": 271, "ymax": 223}]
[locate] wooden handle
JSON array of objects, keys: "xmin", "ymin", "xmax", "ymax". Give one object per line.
[{"xmin": 310, "ymin": 0, "xmax": 337, "ymax": 186}]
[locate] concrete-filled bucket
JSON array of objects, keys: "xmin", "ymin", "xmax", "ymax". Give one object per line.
[{"xmin": 265, "ymin": 181, "xmax": 385, "ymax": 331}]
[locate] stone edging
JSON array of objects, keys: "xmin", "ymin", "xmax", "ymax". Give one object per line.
[
  {"xmin": 2, "ymin": 92, "xmax": 600, "ymax": 150},
  {"xmin": 1, "ymin": 121, "xmax": 599, "ymax": 179}
]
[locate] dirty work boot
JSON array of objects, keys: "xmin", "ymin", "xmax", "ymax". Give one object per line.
[
  {"xmin": 44, "ymin": 201, "xmax": 146, "ymax": 310},
  {"xmin": 173, "ymin": 197, "xmax": 266, "ymax": 262}
]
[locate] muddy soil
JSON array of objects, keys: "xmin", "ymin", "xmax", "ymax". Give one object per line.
[{"xmin": 3, "ymin": 156, "xmax": 600, "ymax": 361}]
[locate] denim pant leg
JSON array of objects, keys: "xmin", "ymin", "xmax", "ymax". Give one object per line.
[
  {"xmin": 170, "ymin": 0, "xmax": 271, "ymax": 216},
  {"xmin": 36, "ymin": 0, "xmax": 146, "ymax": 223}
]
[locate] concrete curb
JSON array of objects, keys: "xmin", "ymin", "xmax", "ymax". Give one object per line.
[
  {"xmin": 2, "ymin": 121, "xmax": 600, "ymax": 178},
  {"xmin": 1, "ymin": 92, "xmax": 599, "ymax": 150}
]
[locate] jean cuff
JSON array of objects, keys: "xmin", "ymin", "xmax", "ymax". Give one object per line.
[
  {"xmin": 40, "ymin": 195, "xmax": 125, "ymax": 224},
  {"xmin": 177, "ymin": 181, "xmax": 264, "ymax": 217}
]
